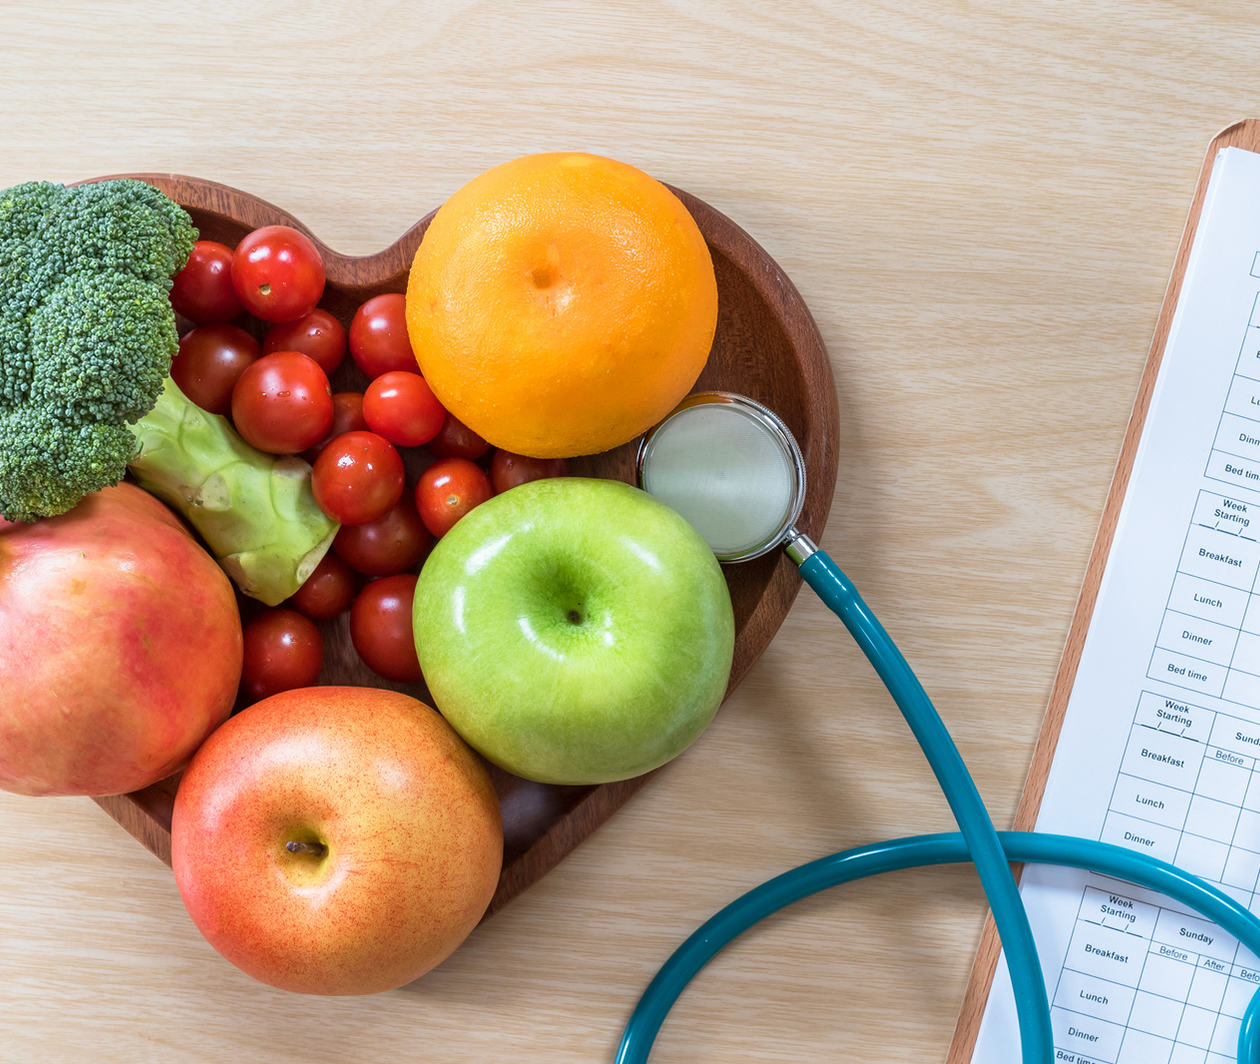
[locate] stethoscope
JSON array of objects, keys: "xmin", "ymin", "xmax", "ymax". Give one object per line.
[{"xmin": 623, "ymin": 392, "xmax": 1260, "ymax": 1064}]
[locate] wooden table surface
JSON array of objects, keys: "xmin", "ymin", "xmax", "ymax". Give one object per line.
[{"xmin": 3, "ymin": 3, "xmax": 1258, "ymax": 1061}]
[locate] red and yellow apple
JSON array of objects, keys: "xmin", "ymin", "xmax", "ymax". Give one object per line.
[
  {"xmin": 0, "ymin": 482, "xmax": 242, "ymax": 796},
  {"xmin": 171, "ymin": 686, "xmax": 503, "ymax": 995}
]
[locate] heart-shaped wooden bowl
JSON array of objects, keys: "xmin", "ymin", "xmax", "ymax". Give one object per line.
[{"xmin": 90, "ymin": 173, "xmax": 839, "ymax": 916}]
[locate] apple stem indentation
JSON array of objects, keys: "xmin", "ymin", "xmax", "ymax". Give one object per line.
[
  {"xmin": 566, "ymin": 608, "xmax": 583, "ymax": 625},
  {"xmin": 285, "ymin": 839, "xmax": 327, "ymax": 858}
]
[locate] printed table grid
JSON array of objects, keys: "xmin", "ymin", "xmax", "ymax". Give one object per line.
[
  {"xmin": 1051, "ymin": 691, "xmax": 1260, "ymax": 1062},
  {"xmin": 1052, "ymin": 877, "xmax": 1260, "ymax": 1063}
]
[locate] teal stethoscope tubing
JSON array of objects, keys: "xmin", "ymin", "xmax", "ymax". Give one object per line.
[
  {"xmin": 617, "ymin": 545, "xmax": 1260, "ymax": 1063},
  {"xmin": 613, "ymin": 831, "xmax": 1260, "ymax": 1064},
  {"xmin": 799, "ymin": 546, "xmax": 1053, "ymax": 1062}
]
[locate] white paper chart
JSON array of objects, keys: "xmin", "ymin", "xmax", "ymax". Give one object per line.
[{"xmin": 971, "ymin": 147, "xmax": 1260, "ymax": 1064}]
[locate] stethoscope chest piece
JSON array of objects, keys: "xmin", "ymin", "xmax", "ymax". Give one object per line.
[{"xmin": 636, "ymin": 392, "xmax": 807, "ymax": 563}]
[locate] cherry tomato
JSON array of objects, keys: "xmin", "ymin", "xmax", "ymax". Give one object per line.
[
  {"xmin": 231, "ymin": 225, "xmax": 326, "ymax": 323},
  {"xmin": 231, "ymin": 351, "xmax": 334, "ymax": 454},
  {"xmin": 288, "ymin": 553, "xmax": 358, "ymax": 620},
  {"xmin": 170, "ymin": 240, "xmax": 244, "ymax": 324},
  {"xmin": 348, "ymin": 293, "xmax": 417, "ymax": 377},
  {"xmin": 426, "ymin": 412, "xmax": 490, "ymax": 460},
  {"xmin": 171, "ymin": 323, "xmax": 262, "ymax": 415},
  {"xmin": 311, "ymin": 430, "xmax": 405, "ymax": 526},
  {"xmin": 241, "ymin": 608, "xmax": 323, "ymax": 701},
  {"xmin": 302, "ymin": 391, "xmax": 368, "ymax": 462},
  {"xmin": 333, "ymin": 494, "xmax": 432, "ymax": 576},
  {"xmin": 326, "ymin": 391, "xmax": 368, "ymax": 436},
  {"xmin": 489, "ymin": 450, "xmax": 569, "ymax": 494},
  {"xmin": 263, "ymin": 308, "xmax": 347, "ymax": 375},
  {"xmin": 350, "ymin": 574, "xmax": 423, "ymax": 684},
  {"xmin": 416, "ymin": 457, "xmax": 493, "ymax": 537},
  {"xmin": 362, "ymin": 371, "xmax": 446, "ymax": 447}
]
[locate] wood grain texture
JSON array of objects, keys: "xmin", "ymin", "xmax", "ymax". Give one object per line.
[
  {"xmin": 87, "ymin": 172, "xmax": 839, "ymax": 915},
  {"xmin": 6, "ymin": 3, "xmax": 1260, "ymax": 1062}
]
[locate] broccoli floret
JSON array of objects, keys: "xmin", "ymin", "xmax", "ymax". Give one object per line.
[
  {"xmin": 0, "ymin": 412, "xmax": 141, "ymax": 522},
  {"xmin": 0, "ymin": 178, "xmax": 196, "ymax": 522},
  {"xmin": 29, "ymin": 271, "xmax": 177, "ymax": 423},
  {"xmin": 54, "ymin": 179, "xmax": 197, "ymax": 284}
]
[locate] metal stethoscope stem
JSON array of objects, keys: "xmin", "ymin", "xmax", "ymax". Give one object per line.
[{"xmin": 782, "ymin": 526, "xmax": 815, "ymax": 564}]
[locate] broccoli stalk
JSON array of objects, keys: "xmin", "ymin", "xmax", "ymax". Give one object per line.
[{"xmin": 128, "ymin": 378, "xmax": 337, "ymax": 606}]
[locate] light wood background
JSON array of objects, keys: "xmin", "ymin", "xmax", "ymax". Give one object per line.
[{"xmin": 2, "ymin": 2, "xmax": 1258, "ymax": 1061}]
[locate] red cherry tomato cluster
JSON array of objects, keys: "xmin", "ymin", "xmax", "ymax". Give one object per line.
[{"xmin": 170, "ymin": 231, "xmax": 570, "ymax": 695}]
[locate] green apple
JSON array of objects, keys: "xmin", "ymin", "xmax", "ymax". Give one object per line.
[{"xmin": 413, "ymin": 477, "xmax": 735, "ymax": 785}]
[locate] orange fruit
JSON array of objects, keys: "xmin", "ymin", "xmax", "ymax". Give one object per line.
[{"xmin": 404, "ymin": 153, "xmax": 718, "ymax": 458}]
